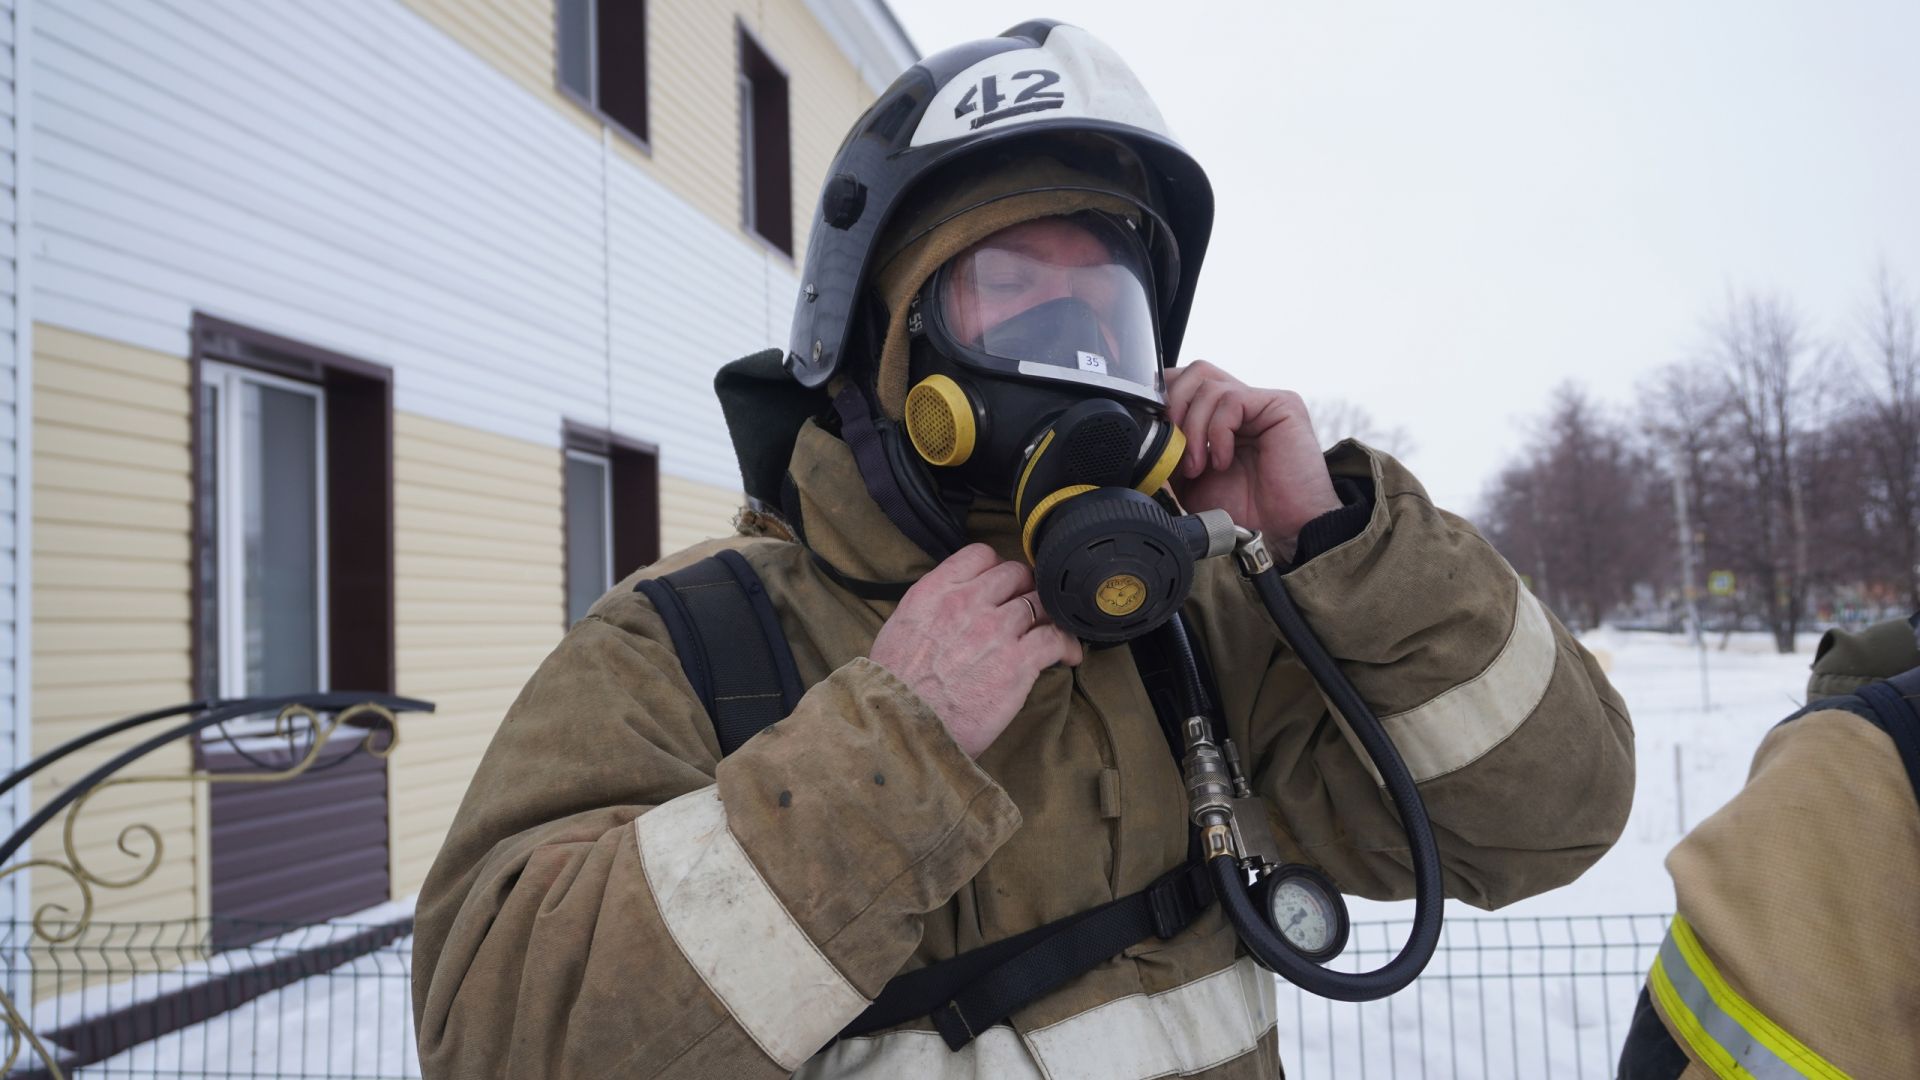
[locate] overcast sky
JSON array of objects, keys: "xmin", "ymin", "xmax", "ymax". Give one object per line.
[{"xmin": 887, "ymin": 1, "xmax": 1920, "ymax": 510}]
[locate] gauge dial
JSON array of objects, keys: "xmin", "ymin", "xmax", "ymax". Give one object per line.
[
  {"xmin": 1271, "ymin": 879, "xmax": 1336, "ymax": 953},
  {"xmin": 1257, "ymin": 865, "xmax": 1349, "ymax": 964}
]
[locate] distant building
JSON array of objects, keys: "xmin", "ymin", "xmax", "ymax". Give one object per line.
[{"xmin": 0, "ymin": 0, "xmax": 915, "ymax": 934}]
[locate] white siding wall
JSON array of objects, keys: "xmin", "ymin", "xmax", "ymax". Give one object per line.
[
  {"xmin": 0, "ymin": 0, "xmax": 25, "ymax": 928},
  {"xmin": 31, "ymin": 0, "xmax": 793, "ymax": 494}
]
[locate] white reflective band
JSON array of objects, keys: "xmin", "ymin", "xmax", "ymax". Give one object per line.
[
  {"xmin": 636, "ymin": 787, "xmax": 869, "ymax": 1071},
  {"xmin": 1017, "ymin": 359, "xmax": 1161, "ymax": 400},
  {"xmin": 1026, "ymin": 956, "xmax": 1276, "ymax": 1080},
  {"xmin": 797, "ymin": 1028, "xmax": 1044, "ymax": 1079},
  {"xmin": 1380, "ymin": 582, "xmax": 1557, "ymax": 782},
  {"xmin": 797, "ymin": 957, "xmax": 1274, "ymax": 1079},
  {"xmin": 1649, "ymin": 916, "xmax": 1850, "ymax": 1080}
]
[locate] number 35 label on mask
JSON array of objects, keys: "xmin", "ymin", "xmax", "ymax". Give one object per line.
[{"xmin": 1077, "ymin": 351, "xmax": 1109, "ymax": 375}]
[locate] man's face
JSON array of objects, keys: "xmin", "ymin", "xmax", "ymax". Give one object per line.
[{"xmin": 940, "ymin": 215, "xmax": 1130, "ymax": 360}]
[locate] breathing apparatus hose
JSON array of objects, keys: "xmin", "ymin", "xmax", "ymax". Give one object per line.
[{"xmin": 1191, "ymin": 556, "xmax": 1445, "ymax": 1002}]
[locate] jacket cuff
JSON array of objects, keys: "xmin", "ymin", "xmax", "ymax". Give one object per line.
[{"xmin": 1287, "ymin": 477, "xmax": 1375, "ymax": 570}]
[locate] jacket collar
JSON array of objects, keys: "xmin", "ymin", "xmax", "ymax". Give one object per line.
[{"xmin": 787, "ymin": 420, "xmax": 1024, "ymax": 588}]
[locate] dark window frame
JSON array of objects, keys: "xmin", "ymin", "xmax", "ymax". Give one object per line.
[
  {"xmin": 736, "ymin": 21, "xmax": 794, "ymax": 258},
  {"xmin": 189, "ymin": 313, "xmax": 396, "ymax": 701},
  {"xmin": 556, "ymin": 0, "xmax": 652, "ymax": 153},
  {"xmin": 189, "ymin": 314, "xmax": 397, "ymax": 944},
  {"xmin": 562, "ymin": 421, "xmax": 661, "ymax": 624}
]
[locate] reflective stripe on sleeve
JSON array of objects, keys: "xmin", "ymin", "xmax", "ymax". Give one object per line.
[
  {"xmin": 1647, "ymin": 914, "xmax": 1851, "ymax": 1080},
  {"xmin": 798, "ymin": 955, "xmax": 1275, "ymax": 1080},
  {"xmin": 636, "ymin": 786, "xmax": 870, "ymax": 1071},
  {"xmin": 1380, "ymin": 582, "xmax": 1557, "ymax": 781}
]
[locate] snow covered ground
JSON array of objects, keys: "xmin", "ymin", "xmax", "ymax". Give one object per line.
[
  {"xmin": 1280, "ymin": 628, "xmax": 1819, "ymax": 1078},
  {"xmin": 64, "ymin": 630, "xmax": 1821, "ymax": 1078}
]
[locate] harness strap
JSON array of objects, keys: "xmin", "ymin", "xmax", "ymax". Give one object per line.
[
  {"xmin": 840, "ymin": 859, "xmax": 1214, "ymax": 1050},
  {"xmin": 832, "ymin": 384, "xmax": 962, "ymax": 562},
  {"xmin": 634, "ymin": 550, "xmax": 804, "ymax": 756},
  {"xmin": 1852, "ymin": 668, "xmax": 1920, "ymax": 805}
]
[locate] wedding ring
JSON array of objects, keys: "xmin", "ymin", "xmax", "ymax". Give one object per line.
[{"xmin": 1020, "ymin": 595, "xmax": 1039, "ymax": 629}]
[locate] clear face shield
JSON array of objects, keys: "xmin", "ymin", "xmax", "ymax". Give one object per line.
[{"xmin": 926, "ymin": 211, "xmax": 1164, "ymax": 406}]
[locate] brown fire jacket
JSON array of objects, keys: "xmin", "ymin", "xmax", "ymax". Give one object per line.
[
  {"xmin": 412, "ymin": 421, "xmax": 1634, "ymax": 1079},
  {"xmin": 1627, "ymin": 622, "xmax": 1920, "ymax": 1079}
]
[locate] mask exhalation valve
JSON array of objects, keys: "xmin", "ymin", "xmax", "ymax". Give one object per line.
[{"xmin": 1032, "ymin": 487, "xmax": 1194, "ymax": 643}]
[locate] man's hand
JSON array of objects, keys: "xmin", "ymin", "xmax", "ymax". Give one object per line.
[
  {"xmin": 1164, "ymin": 361, "xmax": 1342, "ymax": 551},
  {"xmin": 869, "ymin": 544, "xmax": 1085, "ymax": 758}
]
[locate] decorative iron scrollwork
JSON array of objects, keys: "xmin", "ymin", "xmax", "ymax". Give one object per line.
[{"xmin": 0, "ymin": 693, "xmax": 432, "ymax": 1078}]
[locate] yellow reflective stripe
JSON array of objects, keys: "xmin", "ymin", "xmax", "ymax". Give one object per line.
[
  {"xmin": 1669, "ymin": 917, "xmax": 1850, "ymax": 1079},
  {"xmin": 1650, "ymin": 915, "xmax": 1851, "ymax": 1080},
  {"xmin": 1649, "ymin": 950, "xmax": 1754, "ymax": 1080}
]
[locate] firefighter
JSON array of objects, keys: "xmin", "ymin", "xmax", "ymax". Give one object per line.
[
  {"xmin": 413, "ymin": 21, "xmax": 1634, "ymax": 1079},
  {"xmin": 1617, "ymin": 616, "xmax": 1920, "ymax": 1079}
]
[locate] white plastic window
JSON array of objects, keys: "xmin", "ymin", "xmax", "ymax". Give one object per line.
[
  {"xmin": 202, "ymin": 362, "xmax": 328, "ymax": 702},
  {"xmin": 566, "ymin": 450, "xmax": 614, "ymax": 624}
]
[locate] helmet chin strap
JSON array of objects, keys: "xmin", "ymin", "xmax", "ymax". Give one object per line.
[{"xmin": 831, "ymin": 382, "xmax": 971, "ymax": 564}]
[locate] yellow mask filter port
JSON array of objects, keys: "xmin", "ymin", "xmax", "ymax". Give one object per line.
[
  {"xmin": 1095, "ymin": 573, "xmax": 1149, "ymax": 616},
  {"xmin": 904, "ymin": 375, "xmax": 976, "ymax": 467}
]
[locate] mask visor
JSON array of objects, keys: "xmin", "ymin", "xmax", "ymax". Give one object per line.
[{"xmin": 931, "ymin": 212, "xmax": 1164, "ymax": 405}]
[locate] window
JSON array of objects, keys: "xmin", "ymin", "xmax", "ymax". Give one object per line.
[
  {"xmin": 738, "ymin": 25, "xmax": 792, "ymax": 255},
  {"xmin": 191, "ymin": 315, "xmax": 396, "ymax": 700},
  {"xmin": 566, "ymin": 450, "xmax": 613, "ymax": 623},
  {"xmin": 558, "ymin": 0, "xmax": 649, "ymax": 145},
  {"xmin": 190, "ymin": 315, "xmax": 397, "ymax": 945},
  {"xmin": 564, "ymin": 424, "xmax": 662, "ymax": 624},
  {"xmin": 199, "ymin": 363, "xmax": 328, "ymax": 699}
]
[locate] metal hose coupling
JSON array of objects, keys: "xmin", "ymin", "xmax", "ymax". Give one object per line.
[{"xmin": 1180, "ymin": 713, "xmax": 1240, "ymax": 860}]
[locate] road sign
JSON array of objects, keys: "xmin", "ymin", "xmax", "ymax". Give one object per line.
[{"xmin": 1707, "ymin": 570, "xmax": 1735, "ymax": 597}]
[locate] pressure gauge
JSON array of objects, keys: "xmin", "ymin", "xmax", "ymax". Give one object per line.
[{"xmin": 1252, "ymin": 864, "xmax": 1349, "ymax": 965}]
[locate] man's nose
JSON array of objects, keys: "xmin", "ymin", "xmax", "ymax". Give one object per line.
[{"xmin": 1033, "ymin": 269, "xmax": 1075, "ymax": 303}]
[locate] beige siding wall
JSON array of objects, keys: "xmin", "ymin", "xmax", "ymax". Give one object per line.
[
  {"xmin": 30, "ymin": 326, "xmax": 198, "ymax": 927},
  {"xmin": 398, "ymin": 0, "xmax": 571, "ymax": 118},
  {"xmin": 661, "ymin": 473, "xmax": 744, "ymax": 555},
  {"xmin": 399, "ymin": 0, "xmax": 878, "ymax": 264},
  {"xmin": 387, "ymin": 423, "xmax": 742, "ymax": 897},
  {"xmin": 388, "ymin": 413, "xmax": 566, "ymax": 897}
]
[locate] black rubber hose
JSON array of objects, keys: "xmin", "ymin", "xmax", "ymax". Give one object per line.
[
  {"xmin": 1213, "ymin": 563, "xmax": 1445, "ymax": 1002},
  {"xmin": 1162, "ymin": 613, "xmax": 1214, "ymax": 722}
]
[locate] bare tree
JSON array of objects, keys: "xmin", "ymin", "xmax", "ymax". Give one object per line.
[
  {"xmin": 1312, "ymin": 397, "xmax": 1417, "ymax": 458},
  {"xmin": 1852, "ymin": 266, "xmax": 1920, "ymax": 605},
  {"xmin": 1639, "ymin": 360, "xmax": 1735, "ymax": 639},
  {"xmin": 1480, "ymin": 384, "xmax": 1664, "ymax": 630},
  {"xmin": 1709, "ymin": 293, "xmax": 1829, "ymax": 652}
]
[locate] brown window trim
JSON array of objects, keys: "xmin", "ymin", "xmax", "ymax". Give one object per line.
[
  {"xmin": 737, "ymin": 20, "xmax": 793, "ymax": 257},
  {"xmin": 556, "ymin": 0, "xmax": 652, "ymax": 155},
  {"xmin": 563, "ymin": 420, "xmax": 661, "ymax": 623},
  {"xmin": 190, "ymin": 313, "xmax": 396, "ymax": 700}
]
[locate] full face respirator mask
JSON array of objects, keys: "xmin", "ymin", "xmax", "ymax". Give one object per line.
[{"xmin": 900, "ymin": 210, "xmax": 1227, "ymax": 644}]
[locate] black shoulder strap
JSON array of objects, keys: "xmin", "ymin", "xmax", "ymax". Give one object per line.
[
  {"xmin": 840, "ymin": 860, "xmax": 1212, "ymax": 1050},
  {"xmin": 1852, "ymin": 668, "xmax": 1920, "ymax": 805},
  {"xmin": 634, "ymin": 550, "xmax": 805, "ymax": 755}
]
